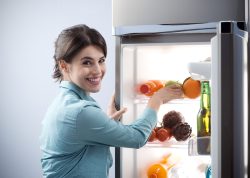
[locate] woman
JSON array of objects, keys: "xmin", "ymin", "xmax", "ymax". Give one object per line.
[{"xmin": 40, "ymin": 24, "xmax": 183, "ymax": 178}]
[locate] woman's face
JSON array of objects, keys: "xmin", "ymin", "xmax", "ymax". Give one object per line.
[{"xmin": 65, "ymin": 45, "xmax": 106, "ymax": 93}]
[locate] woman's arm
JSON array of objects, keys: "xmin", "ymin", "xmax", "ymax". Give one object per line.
[{"xmin": 76, "ymin": 84, "xmax": 183, "ymax": 148}]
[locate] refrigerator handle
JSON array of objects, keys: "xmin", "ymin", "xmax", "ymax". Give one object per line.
[
  {"xmin": 115, "ymin": 36, "xmax": 121, "ymax": 111},
  {"xmin": 247, "ymin": 2, "xmax": 250, "ymax": 176},
  {"xmin": 115, "ymin": 36, "xmax": 121, "ymax": 178},
  {"xmin": 211, "ymin": 21, "xmax": 248, "ymax": 178}
]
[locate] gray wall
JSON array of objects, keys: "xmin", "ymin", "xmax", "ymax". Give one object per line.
[{"xmin": 0, "ymin": 0, "xmax": 115, "ymax": 178}]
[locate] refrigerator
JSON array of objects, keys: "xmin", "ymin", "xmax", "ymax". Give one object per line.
[{"xmin": 113, "ymin": 21, "xmax": 248, "ymax": 178}]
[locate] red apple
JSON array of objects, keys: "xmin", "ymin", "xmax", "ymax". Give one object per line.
[{"xmin": 156, "ymin": 128, "xmax": 171, "ymax": 142}]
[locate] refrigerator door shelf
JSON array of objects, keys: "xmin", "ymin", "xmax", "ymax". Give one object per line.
[
  {"xmin": 188, "ymin": 136, "xmax": 211, "ymax": 156},
  {"xmin": 188, "ymin": 61, "xmax": 211, "ymax": 81}
]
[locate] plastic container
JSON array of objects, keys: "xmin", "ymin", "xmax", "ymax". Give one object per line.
[{"xmin": 187, "ymin": 60, "xmax": 211, "ymax": 81}]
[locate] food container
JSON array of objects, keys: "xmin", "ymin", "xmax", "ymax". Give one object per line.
[{"xmin": 187, "ymin": 59, "xmax": 211, "ymax": 81}]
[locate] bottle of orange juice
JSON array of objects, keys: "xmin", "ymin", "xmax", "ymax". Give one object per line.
[
  {"xmin": 147, "ymin": 163, "xmax": 167, "ymax": 178},
  {"xmin": 147, "ymin": 154, "xmax": 176, "ymax": 178},
  {"xmin": 139, "ymin": 80, "xmax": 164, "ymax": 96}
]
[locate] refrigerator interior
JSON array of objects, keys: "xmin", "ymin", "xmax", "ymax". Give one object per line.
[{"xmin": 120, "ymin": 43, "xmax": 212, "ymax": 178}]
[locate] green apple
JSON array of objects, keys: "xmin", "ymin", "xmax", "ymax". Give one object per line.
[{"xmin": 165, "ymin": 80, "xmax": 181, "ymax": 87}]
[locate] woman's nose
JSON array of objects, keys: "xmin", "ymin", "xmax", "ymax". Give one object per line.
[{"xmin": 92, "ymin": 63, "xmax": 102, "ymax": 74}]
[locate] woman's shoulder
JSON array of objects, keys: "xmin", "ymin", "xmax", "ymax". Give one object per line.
[
  {"xmin": 61, "ymin": 90, "xmax": 100, "ymax": 110},
  {"xmin": 45, "ymin": 91, "xmax": 101, "ymax": 123}
]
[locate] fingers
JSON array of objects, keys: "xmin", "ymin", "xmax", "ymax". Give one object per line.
[
  {"xmin": 111, "ymin": 107, "xmax": 127, "ymax": 120},
  {"xmin": 152, "ymin": 85, "xmax": 184, "ymax": 105},
  {"xmin": 107, "ymin": 92, "xmax": 116, "ymax": 116},
  {"xmin": 168, "ymin": 89, "xmax": 184, "ymax": 100},
  {"xmin": 166, "ymin": 84, "xmax": 182, "ymax": 91},
  {"xmin": 166, "ymin": 85, "xmax": 183, "ymax": 97}
]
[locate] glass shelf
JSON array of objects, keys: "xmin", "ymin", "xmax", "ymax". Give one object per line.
[
  {"xmin": 188, "ymin": 136, "xmax": 211, "ymax": 156},
  {"xmin": 145, "ymin": 137, "xmax": 189, "ymax": 149},
  {"xmin": 134, "ymin": 95, "xmax": 200, "ymax": 104},
  {"xmin": 145, "ymin": 136, "xmax": 211, "ymax": 156}
]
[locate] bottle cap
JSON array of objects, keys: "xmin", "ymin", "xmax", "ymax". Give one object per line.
[{"xmin": 140, "ymin": 84, "xmax": 150, "ymax": 94}]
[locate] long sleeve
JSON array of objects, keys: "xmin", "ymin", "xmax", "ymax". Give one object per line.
[{"xmin": 76, "ymin": 104, "xmax": 157, "ymax": 148}]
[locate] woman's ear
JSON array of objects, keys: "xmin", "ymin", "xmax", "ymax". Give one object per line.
[
  {"xmin": 58, "ymin": 60, "xmax": 71, "ymax": 81},
  {"xmin": 58, "ymin": 60, "xmax": 68, "ymax": 72}
]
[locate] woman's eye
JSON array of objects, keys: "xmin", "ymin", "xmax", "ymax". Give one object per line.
[
  {"xmin": 99, "ymin": 58, "xmax": 105, "ymax": 63},
  {"xmin": 82, "ymin": 61, "xmax": 91, "ymax": 65}
]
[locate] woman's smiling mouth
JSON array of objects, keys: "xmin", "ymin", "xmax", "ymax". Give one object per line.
[{"xmin": 87, "ymin": 77, "xmax": 101, "ymax": 85}]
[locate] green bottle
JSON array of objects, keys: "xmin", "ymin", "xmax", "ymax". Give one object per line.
[{"xmin": 197, "ymin": 81, "xmax": 211, "ymax": 155}]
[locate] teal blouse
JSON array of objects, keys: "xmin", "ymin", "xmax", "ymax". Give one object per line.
[{"xmin": 40, "ymin": 81, "xmax": 157, "ymax": 178}]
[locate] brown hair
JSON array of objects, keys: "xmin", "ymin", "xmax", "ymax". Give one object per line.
[{"xmin": 52, "ymin": 24, "xmax": 107, "ymax": 82}]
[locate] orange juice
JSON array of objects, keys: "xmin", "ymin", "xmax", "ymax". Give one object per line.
[
  {"xmin": 147, "ymin": 163, "xmax": 167, "ymax": 178},
  {"xmin": 147, "ymin": 154, "xmax": 176, "ymax": 178},
  {"xmin": 139, "ymin": 80, "xmax": 164, "ymax": 96}
]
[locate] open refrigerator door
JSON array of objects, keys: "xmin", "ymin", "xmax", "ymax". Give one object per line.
[{"xmin": 114, "ymin": 22, "xmax": 248, "ymax": 178}]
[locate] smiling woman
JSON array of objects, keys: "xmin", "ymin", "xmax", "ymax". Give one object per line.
[
  {"xmin": 53, "ymin": 25, "xmax": 107, "ymax": 94},
  {"xmin": 39, "ymin": 24, "xmax": 184, "ymax": 178},
  {"xmin": 52, "ymin": 25, "xmax": 107, "ymax": 81},
  {"xmin": 60, "ymin": 45, "xmax": 106, "ymax": 94}
]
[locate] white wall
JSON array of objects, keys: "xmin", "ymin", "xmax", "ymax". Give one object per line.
[{"xmin": 0, "ymin": 0, "xmax": 115, "ymax": 178}]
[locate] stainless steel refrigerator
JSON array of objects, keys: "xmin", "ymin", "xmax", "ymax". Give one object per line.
[{"xmin": 113, "ymin": 21, "xmax": 248, "ymax": 178}]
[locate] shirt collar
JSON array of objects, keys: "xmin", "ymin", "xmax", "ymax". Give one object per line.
[{"xmin": 59, "ymin": 81, "xmax": 93, "ymax": 101}]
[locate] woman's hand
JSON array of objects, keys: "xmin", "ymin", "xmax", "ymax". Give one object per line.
[
  {"xmin": 147, "ymin": 84, "xmax": 183, "ymax": 111},
  {"xmin": 159, "ymin": 84, "xmax": 184, "ymax": 104},
  {"xmin": 107, "ymin": 93, "xmax": 127, "ymax": 121}
]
